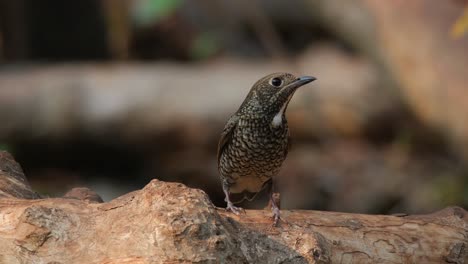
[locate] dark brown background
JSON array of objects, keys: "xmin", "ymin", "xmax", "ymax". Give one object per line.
[{"xmin": 0, "ymin": 0, "xmax": 467, "ymax": 214}]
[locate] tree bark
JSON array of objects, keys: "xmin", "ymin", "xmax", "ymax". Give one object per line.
[{"xmin": 0, "ymin": 151, "xmax": 466, "ymax": 263}]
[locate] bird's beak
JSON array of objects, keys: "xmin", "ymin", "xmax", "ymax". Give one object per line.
[
  {"xmin": 294, "ymin": 76, "xmax": 317, "ymax": 86},
  {"xmin": 277, "ymin": 76, "xmax": 316, "ymax": 98}
]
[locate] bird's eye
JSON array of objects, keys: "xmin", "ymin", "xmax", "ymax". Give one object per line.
[{"xmin": 270, "ymin": 77, "xmax": 283, "ymax": 87}]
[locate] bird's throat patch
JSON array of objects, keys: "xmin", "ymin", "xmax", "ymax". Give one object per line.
[
  {"xmin": 271, "ymin": 103, "xmax": 287, "ymax": 127},
  {"xmin": 271, "ymin": 94, "xmax": 293, "ymax": 128}
]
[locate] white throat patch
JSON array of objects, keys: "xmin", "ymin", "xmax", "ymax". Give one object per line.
[{"xmin": 271, "ymin": 103, "xmax": 287, "ymax": 127}]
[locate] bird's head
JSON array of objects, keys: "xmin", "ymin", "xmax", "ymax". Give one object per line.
[{"xmin": 239, "ymin": 72, "xmax": 316, "ymax": 117}]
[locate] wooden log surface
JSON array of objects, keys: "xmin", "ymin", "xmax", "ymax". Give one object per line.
[
  {"xmin": 0, "ymin": 151, "xmax": 40, "ymax": 200},
  {"xmin": 0, "ymin": 152, "xmax": 467, "ymax": 263}
]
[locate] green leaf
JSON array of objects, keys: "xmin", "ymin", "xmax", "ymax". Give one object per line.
[{"xmin": 132, "ymin": 0, "xmax": 184, "ymax": 26}]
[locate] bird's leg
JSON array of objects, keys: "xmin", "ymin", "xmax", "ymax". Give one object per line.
[
  {"xmin": 222, "ymin": 182, "xmax": 244, "ymax": 215},
  {"xmin": 267, "ymin": 180, "xmax": 281, "ymax": 227},
  {"xmin": 270, "ymin": 192, "xmax": 281, "ymax": 226}
]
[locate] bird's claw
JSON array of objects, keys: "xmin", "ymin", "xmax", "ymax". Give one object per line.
[
  {"xmin": 271, "ymin": 206, "xmax": 281, "ymax": 227},
  {"xmin": 226, "ymin": 202, "xmax": 245, "ymax": 215}
]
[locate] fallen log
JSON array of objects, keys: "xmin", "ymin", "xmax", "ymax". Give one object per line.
[
  {"xmin": 0, "ymin": 151, "xmax": 466, "ymax": 263},
  {"xmin": 0, "ymin": 49, "xmax": 387, "ymax": 143}
]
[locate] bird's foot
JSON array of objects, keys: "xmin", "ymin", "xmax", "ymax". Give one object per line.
[
  {"xmin": 270, "ymin": 207, "xmax": 291, "ymax": 227},
  {"xmin": 271, "ymin": 206, "xmax": 281, "ymax": 227},
  {"xmin": 226, "ymin": 202, "xmax": 245, "ymax": 215}
]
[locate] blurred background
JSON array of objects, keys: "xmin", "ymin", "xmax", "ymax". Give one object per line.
[{"xmin": 0, "ymin": 0, "xmax": 467, "ymax": 214}]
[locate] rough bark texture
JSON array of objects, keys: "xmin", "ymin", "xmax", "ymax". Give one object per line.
[
  {"xmin": 0, "ymin": 151, "xmax": 40, "ymax": 200},
  {"xmin": 0, "ymin": 152, "xmax": 467, "ymax": 263}
]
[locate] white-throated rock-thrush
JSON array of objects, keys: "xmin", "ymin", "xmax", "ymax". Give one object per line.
[{"xmin": 217, "ymin": 72, "xmax": 316, "ymax": 226}]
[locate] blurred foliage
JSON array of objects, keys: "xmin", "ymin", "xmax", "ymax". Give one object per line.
[
  {"xmin": 132, "ymin": 0, "xmax": 184, "ymax": 26},
  {"xmin": 190, "ymin": 32, "xmax": 219, "ymax": 59},
  {"xmin": 0, "ymin": 144, "xmax": 11, "ymax": 152},
  {"xmin": 433, "ymin": 174, "xmax": 468, "ymax": 206},
  {"xmin": 0, "ymin": 0, "xmax": 467, "ymax": 212},
  {"xmin": 451, "ymin": 7, "xmax": 468, "ymax": 38}
]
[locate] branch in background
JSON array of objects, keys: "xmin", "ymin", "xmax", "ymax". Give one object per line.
[
  {"xmin": 238, "ymin": 0, "xmax": 289, "ymax": 62},
  {"xmin": 101, "ymin": 0, "xmax": 131, "ymax": 60},
  {"xmin": 0, "ymin": 0, "xmax": 29, "ymax": 60},
  {"xmin": 0, "ymin": 47, "xmax": 387, "ymax": 143}
]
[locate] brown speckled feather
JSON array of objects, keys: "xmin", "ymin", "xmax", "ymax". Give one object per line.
[
  {"xmin": 217, "ymin": 115, "xmax": 238, "ymax": 167},
  {"xmin": 217, "ymin": 73, "xmax": 316, "ymax": 221}
]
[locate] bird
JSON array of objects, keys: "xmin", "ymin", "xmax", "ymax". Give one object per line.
[{"xmin": 217, "ymin": 72, "xmax": 316, "ymax": 225}]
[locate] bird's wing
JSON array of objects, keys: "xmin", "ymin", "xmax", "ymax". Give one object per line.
[{"xmin": 217, "ymin": 115, "xmax": 239, "ymax": 166}]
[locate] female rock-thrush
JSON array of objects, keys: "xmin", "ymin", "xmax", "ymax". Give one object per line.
[{"xmin": 217, "ymin": 72, "xmax": 316, "ymax": 225}]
